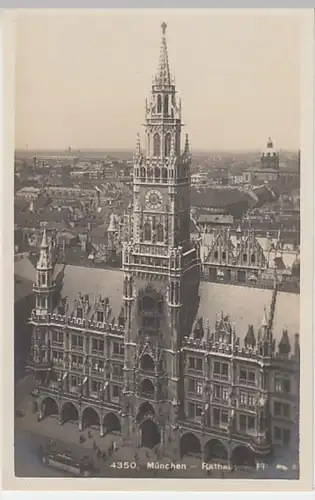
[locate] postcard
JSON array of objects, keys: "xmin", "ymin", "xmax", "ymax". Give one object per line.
[{"xmin": 2, "ymin": 7, "xmax": 314, "ymax": 492}]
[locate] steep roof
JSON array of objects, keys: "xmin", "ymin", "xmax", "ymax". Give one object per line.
[
  {"xmin": 190, "ymin": 187, "xmax": 253, "ymax": 209},
  {"xmin": 55, "ymin": 264, "xmax": 299, "ymax": 345},
  {"xmin": 14, "ymin": 275, "xmax": 34, "ymax": 303},
  {"xmin": 14, "ymin": 255, "xmax": 37, "ymax": 283},
  {"xmin": 60, "ymin": 265, "xmax": 123, "ymax": 321},
  {"xmin": 196, "ymin": 282, "xmax": 299, "ymax": 344}
]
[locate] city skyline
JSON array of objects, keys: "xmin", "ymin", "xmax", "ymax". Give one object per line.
[{"xmin": 15, "ymin": 10, "xmax": 301, "ymax": 151}]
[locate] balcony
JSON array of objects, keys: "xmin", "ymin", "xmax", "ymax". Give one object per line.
[
  {"xmin": 33, "ymin": 283, "xmax": 56, "ymax": 294},
  {"xmin": 91, "ymin": 349, "xmax": 105, "ymax": 357},
  {"xmin": 239, "ymin": 378, "xmax": 257, "ymax": 388},
  {"xmin": 212, "ymin": 373, "xmax": 229, "ymax": 382},
  {"xmin": 27, "ymin": 360, "xmax": 52, "ymax": 371},
  {"xmin": 69, "ymin": 364, "xmax": 84, "ymax": 374},
  {"xmin": 70, "ymin": 345, "xmax": 84, "ymax": 353}
]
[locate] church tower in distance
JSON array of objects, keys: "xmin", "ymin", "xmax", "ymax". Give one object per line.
[{"xmin": 121, "ymin": 22, "xmax": 201, "ymax": 455}]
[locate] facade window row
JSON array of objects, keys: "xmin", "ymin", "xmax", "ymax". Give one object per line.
[
  {"xmin": 186, "ymin": 358, "xmax": 257, "ymax": 386},
  {"xmin": 51, "ymin": 371, "xmax": 122, "ymax": 400},
  {"xmin": 50, "ymin": 332, "xmax": 124, "ymax": 357},
  {"xmin": 213, "ymin": 250, "xmax": 257, "ymax": 264},
  {"xmin": 186, "ymin": 404, "xmax": 257, "ymax": 434}
]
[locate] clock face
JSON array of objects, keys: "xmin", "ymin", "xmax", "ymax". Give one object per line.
[{"xmin": 145, "ymin": 189, "xmax": 163, "ymax": 210}]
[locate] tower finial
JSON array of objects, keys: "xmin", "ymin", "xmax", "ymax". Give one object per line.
[
  {"xmin": 155, "ymin": 22, "xmax": 171, "ymax": 85},
  {"xmin": 267, "ymin": 137, "xmax": 273, "ymax": 148},
  {"xmin": 37, "ymin": 228, "xmax": 52, "ymax": 270},
  {"xmin": 41, "ymin": 228, "xmax": 48, "ymax": 249}
]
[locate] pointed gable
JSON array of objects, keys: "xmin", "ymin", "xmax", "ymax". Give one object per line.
[
  {"xmin": 235, "ymin": 231, "xmax": 266, "ymax": 267},
  {"xmin": 278, "ymin": 329, "xmax": 291, "ymax": 356},
  {"xmin": 206, "ymin": 229, "xmax": 235, "ymax": 265},
  {"xmin": 244, "ymin": 324, "xmax": 256, "ymax": 348}
]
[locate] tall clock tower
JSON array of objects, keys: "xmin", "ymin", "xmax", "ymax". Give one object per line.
[{"xmin": 121, "ymin": 22, "xmax": 200, "ymax": 458}]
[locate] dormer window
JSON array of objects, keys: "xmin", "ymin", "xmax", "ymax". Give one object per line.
[
  {"xmin": 222, "ymin": 251, "xmax": 226, "ymax": 261},
  {"xmin": 77, "ymin": 307, "xmax": 83, "ymax": 319},
  {"xmin": 214, "ymin": 251, "xmax": 218, "ymax": 260},
  {"xmin": 97, "ymin": 310, "xmax": 104, "ymax": 323},
  {"xmin": 251, "ymin": 254, "xmax": 256, "ymax": 263},
  {"xmin": 243, "ymin": 253, "xmax": 247, "ymax": 262}
]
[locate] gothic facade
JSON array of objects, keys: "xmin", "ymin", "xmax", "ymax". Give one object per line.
[{"xmin": 28, "ymin": 24, "xmax": 299, "ymax": 467}]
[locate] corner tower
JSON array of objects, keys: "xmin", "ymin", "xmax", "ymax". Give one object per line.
[
  {"xmin": 33, "ymin": 229, "xmax": 55, "ymax": 316},
  {"xmin": 121, "ymin": 23, "xmax": 200, "ymax": 456}
]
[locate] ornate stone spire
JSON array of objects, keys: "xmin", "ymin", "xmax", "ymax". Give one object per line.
[
  {"xmin": 37, "ymin": 229, "xmax": 52, "ymax": 270},
  {"xmin": 267, "ymin": 137, "xmax": 273, "ymax": 148},
  {"xmin": 184, "ymin": 134, "xmax": 190, "ymax": 155},
  {"xmin": 261, "ymin": 307, "xmax": 268, "ymax": 330},
  {"xmin": 155, "ymin": 22, "xmax": 171, "ymax": 86},
  {"xmin": 108, "ymin": 212, "xmax": 118, "ymax": 233}
]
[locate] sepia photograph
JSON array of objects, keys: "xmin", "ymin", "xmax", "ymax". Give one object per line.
[{"xmin": 8, "ymin": 8, "xmax": 310, "ymax": 488}]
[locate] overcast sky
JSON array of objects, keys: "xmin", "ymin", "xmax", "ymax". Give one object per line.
[{"xmin": 15, "ymin": 10, "xmax": 301, "ymax": 151}]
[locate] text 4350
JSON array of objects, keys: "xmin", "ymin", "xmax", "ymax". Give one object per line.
[{"xmin": 110, "ymin": 462, "xmax": 137, "ymax": 470}]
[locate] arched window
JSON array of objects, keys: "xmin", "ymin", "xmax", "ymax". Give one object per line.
[
  {"xmin": 214, "ymin": 251, "xmax": 218, "ymax": 260},
  {"xmin": 142, "ymin": 295, "xmax": 155, "ymax": 311},
  {"xmin": 147, "ymin": 167, "xmax": 153, "ymax": 181},
  {"xmin": 222, "ymin": 251, "xmax": 226, "ymax": 261},
  {"xmin": 140, "ymin": 167, "xmax": 146, "ymax": 182},
  {"xmin": 164, "ymin": 95, "xmax": 169, "ymax": 116},
  {"xmin": 144, "ymin": 222, "xmax": 151, "ymax": 241},
  {"xmin": 164, "ymin": 133, "xmax": 172, "ymax": 157},
  {"xmin": 153, "ymin": 133, "xmax": 161, "ymax": 157},
  {"xmin": 140, "ymin": 354, "xmax": 155, "ymax": 372},
  {"xmin": 162, "ymin": 167, "xmax": 167, "ymax": 183},
  {"xmin": 251, "ymin": 254, "xmax": 256, "ymax": 263},
  {"xmin": 243, "ymin": 253, "xmax": 247, "ymax": 262},
  {"xmin": 157, "ymin": 95, "xmax": 162, "ymax": 114},
  {"xmin": 154, "ymin": 167, "xmax": 160, "ymax": 181},
  {"xmin": 156, "ymin": 223, "xmax": 164, "ymax": 243}
]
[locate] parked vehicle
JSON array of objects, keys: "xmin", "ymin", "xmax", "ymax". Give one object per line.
[{"xmin": 40, "ymin": 448, "xmax": 94, "ymax": 477}]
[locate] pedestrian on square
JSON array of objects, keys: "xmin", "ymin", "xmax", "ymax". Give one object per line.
[{"xmin": 88, "ymin": 430, "xmax": 92, "ymax": 439}]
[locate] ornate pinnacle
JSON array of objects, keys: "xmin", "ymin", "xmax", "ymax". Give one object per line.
[
  {"xmin": 161, "ymin": 22, "xmax": 167, "ymax": 35},
  {"xmin": 136, "ymin": 133, "xmax": 141, "ymax": 156}
]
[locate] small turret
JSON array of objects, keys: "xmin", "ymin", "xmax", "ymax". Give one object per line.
[{"xmin": 34, "ymin": 229, "xmax": 55, "ymax": 315}]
